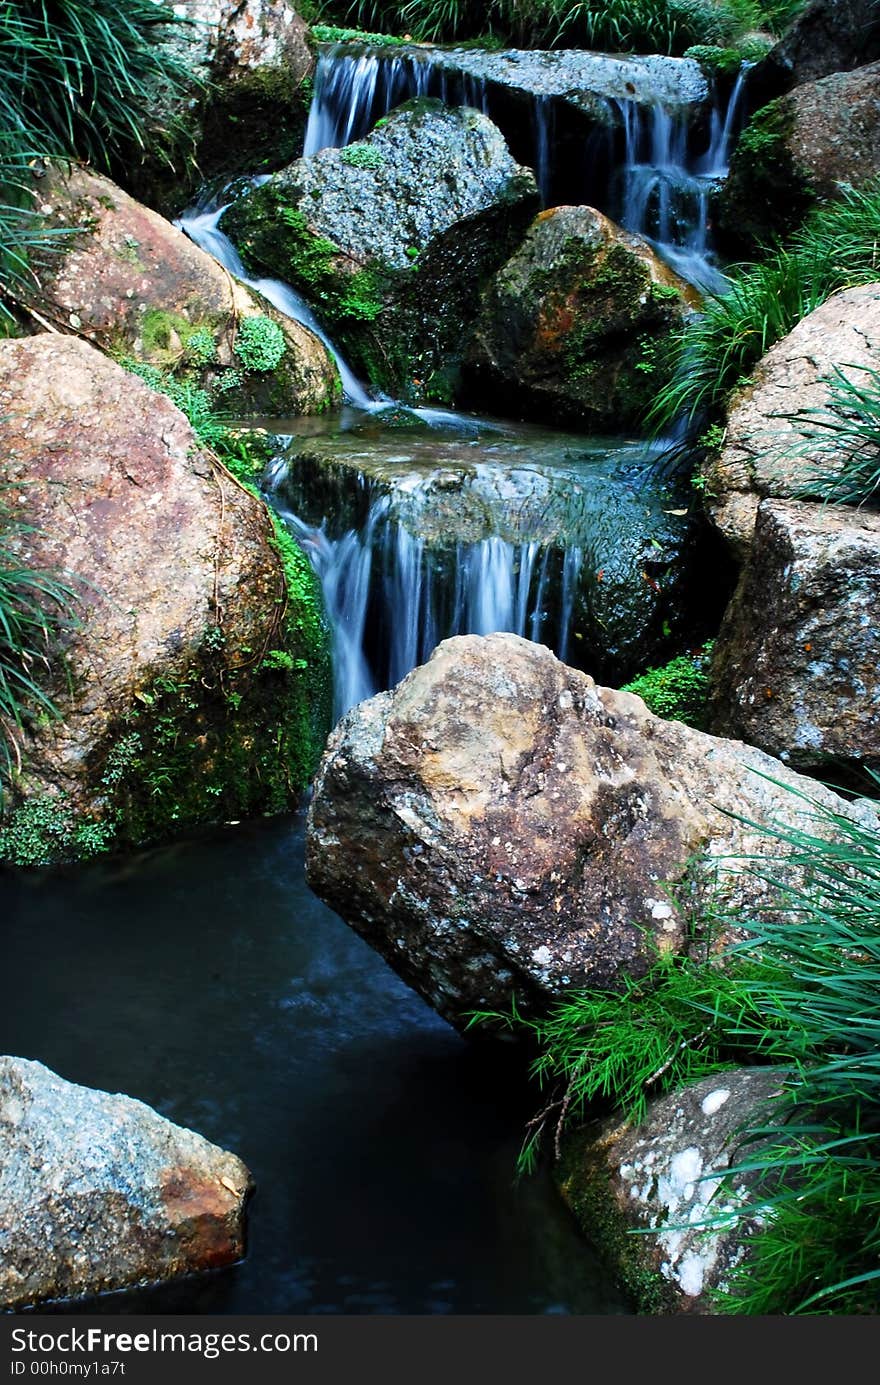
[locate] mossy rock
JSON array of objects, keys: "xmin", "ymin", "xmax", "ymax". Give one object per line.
[
  {"xmin": 0, "ymin": 337, "xmax": 332, "ymax": 869},
  {"xmin": 221, "ymin": 101, "xmax": 539, "ymax": 400},
  {"xmin": 465, "ymin": 205, "xmax": 698, "ymax": 430},
  {"xmin": 715, "ymin": 97, "xmax": 814, "ymax": 253}
]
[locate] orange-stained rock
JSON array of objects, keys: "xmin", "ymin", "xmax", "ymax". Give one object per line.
[
  {"xmin": 0, "ymin": 1057, "xmax": 252, "ymax": 1310},
  {"xmin": 465, "ymin": 205, "xmax": 697, "ymax": 430}
]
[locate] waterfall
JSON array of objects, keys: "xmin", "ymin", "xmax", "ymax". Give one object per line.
[
  {"xmin": 269, "ymin": 471, "xmax": 588, "ymax": 719},
  {"xmin": 175, "ymin": 198, "xmax": 375, "ymax": 408},
  {"xmin": 613, "ymin": 68, "xmax": 748, "ymax": 292},
  {"xmin": 304, "ymin": 43, "xmax": 748, "ymax": 292}
]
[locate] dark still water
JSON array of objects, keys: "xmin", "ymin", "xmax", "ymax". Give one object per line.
[{"xmin": 0, "ymin": 814, "xmax": 630, "ymax": 1315}]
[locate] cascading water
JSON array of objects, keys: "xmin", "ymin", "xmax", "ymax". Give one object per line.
[
  {"xmin": 278, "ymin": 491, "xmax": 587, "ymax": 719},
  {"xmin": 612, "ymin": 66, "xmax": 748, "ymax": 291},
  {"xmin": 303, "ymin": 42, "xmax": 748, "ymax": 292},
  {"xmin": 265, "ymin": 429, "xmax": 694, "ymax": 721},
  {"xmin": 175, "ymin": 197, "xmax": 375, "ymax": 408},
  {"xmin": 174, "ymin": 43, "xmax": 737, "ymax": 723}
]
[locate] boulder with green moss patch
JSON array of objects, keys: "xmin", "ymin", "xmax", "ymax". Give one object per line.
[
  {"xmin": 717, "ymin": 62, "xmax": 880, "ymax": 252},
  {"xmin": 0, "ymin": 336, "xmax": 331, "ymax": 868},
  {"xmin": 557, "ymin": 1068, "xmax": 787, "ymax": 1314},
  {"xmin": 222, "ymin": 100, "xmax": 539, "ymax": 399},
  {"xmin": 464, "ymin": 205, "xmax": 698, "ymax": 429},
  {"xmin": 26, "ymin": 164, "xmax": 339, "ymax": 417}
]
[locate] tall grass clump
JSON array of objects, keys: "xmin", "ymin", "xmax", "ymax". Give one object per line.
[
  {"xmin": 0, "ymin": 502, "xmax": 78, "ymax": 794},
  {"xmin": 648, "ymin": 181, "xmax": 880, "ymax": 436},
  {"xmin": 0, "ymin": 1, "xmax": 194, "ymax": 322},
  {"xmin": 327, "ymin": 0, "xmax": 802, "ymax": 52},
  {"xmin": 787, "ymin": 364, "xmax": 880, "ymax": 506},
  {"xmin": 707, "ymin": 784, "xmax": 880, "ymax": 1313},
  {"xmin": 473, "ymin": 774, "xmax": 880, "ymax": 1313}
]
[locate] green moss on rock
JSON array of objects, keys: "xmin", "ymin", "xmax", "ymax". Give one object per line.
[
  {"xmin": 556, "ymin": 1130, "xmax": 677, "ymax": 1315},
  {"xmin": 717, "ymin": 98, "xmax": 815, "ymax": 252}
]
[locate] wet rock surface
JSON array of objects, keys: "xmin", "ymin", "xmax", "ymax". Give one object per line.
[
  {"xmin": 703, "ymin": 282, "xmax": 880, "ymax": 557},
  {"xmin": 0, "ymin": 1056, "xmax": 252, "ymax": 1311},
  {"xmin": 465, "ymin": 204, "xmax": 697, "ymax": 429},
  {"xmin": 558, "ymin": 1068, "xmax": 787, "ymax": 1313},
  {"xmin": 26, "ymin": 164, "xmax": 338, "ymax": 416},
  {"xmin": 0, "ymin": 335, "xmax": 327, "ymax": 863},
  {"xmin": 719, "ymin": 62, "xmax": 880, "ymax": 248},
  {"xmin": 397, "ymin": 44, "xmax": 709, "ymax": 117},
  {"xmin": 305, "ymin": 632, "xmax": 875, "ymax": 1030},
  {"xmin": 223, "ymin": 101, "xmax": 539, "ymax": 397},
  {"xmin": 269, "ymin": 418, "xmax": 696, "ymax": 685},
  {"xmin": 710, "ymin": 499, "xmax": 880, "ymax": 773}
]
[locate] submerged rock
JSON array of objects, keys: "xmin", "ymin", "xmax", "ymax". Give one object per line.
[
  {"xmin": 465, "ymin": 204, "xmax": 697, "ymax": 429},
  {"xmin": 558, "ymin": 1068, "xmax": 786, "ymax": 1313},
  {"xmin": 0, "ymin": 336, "xmax": 330, "ymax": 867},
  {"xmin": 0, "ymin": 1056, "xmax": 252, "ymax": 1310},
  {"xmin": 305, "ymin": 632, "xmax": 874, "ymax": 1030},
  {"xmin": 718, "ymin": 61, "xmax": 880, "ymax": 250},
  {"xmin": 126, "ymin": 0, "xmax": 315, "ymax": 213},
  {"xmin": 710, "ymin": 499, "xmax": 880, "ymax": 775},
  {"xmin": 223, "ymin": 100, "xmax": 539, "ymax": 398},
  {"xmin": 25, "ymin": 164, "xmax": 338, "ymax": 417},
  {"xmin": 703, "ymin": 282, "xmax": 880, "ymax": 557}
]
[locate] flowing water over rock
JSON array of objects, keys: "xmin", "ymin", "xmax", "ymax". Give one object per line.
[
  {"xmin": 303, "ymin": 42, "xmax": 748, "ymax": 291},
  {"xmin": 263, "ymin": 413, "xmax": 700, "ymax": 717}
]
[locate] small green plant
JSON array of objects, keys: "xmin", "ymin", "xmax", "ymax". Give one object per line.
[
  {"xmin": 339, "ymin": 143, "xmax": 386, "ymax": 170},
  {"xmin": 0, "ymin": 500, "xmax": 79, "ymax": 794},
  {"xmin": 0, "ymin": 793, "xmax": 115, "ymax": 867},
  {"xmin": 234, "ymin": 314, "xmax": 287, "ymax": 373},
  {"xmin": 183, "ymin": 327, "xmax": 218, "ymax": 368},
  {"xmin": 621, "ymin": 642, "xmax": 713, "ymax": 729}
]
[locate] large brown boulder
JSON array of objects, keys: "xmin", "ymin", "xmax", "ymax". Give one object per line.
[
  {"xmin": 223, "ymin": 100, "xmax": 540, "ymax": 400},
  {"xmin": 125, "ymin": 1, "xmax": 315, "ymax": 213},
  {"xmin": 702, "ymin": 282, "xmax": 880, "ymax": 558},
  {"xmin": 0, "ymin": 1057, "xmax": 251, "ymax": 1310},
  {"xmin": 464, "ymin": 206, "xmax": 698, "ymax": 429},
  {"xmin": 718, "ymin": 62, "xmax": 880, "ymax": 249},
  {"xmin": 26, "ymin": 165, "xmax": 338, "ymax": 416},
  {"xmin": 0, "ymin": 335, "xmax": 330, "ymax": 867},
  {"xmin": 305, "ymin": 631, "xmax": 875, "ymax": 1030},
  {"xmin": 710, "ymin": 499, "xmax": 880, "ymax": 775},
  {"xmin": 558, "ymin": 1068, "xmax": 786, "ymax": 1313}
]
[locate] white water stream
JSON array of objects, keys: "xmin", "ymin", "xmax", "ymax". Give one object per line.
[{"xmin": 176, "ymin": 44, "xmax": 734, "ymax": 717}]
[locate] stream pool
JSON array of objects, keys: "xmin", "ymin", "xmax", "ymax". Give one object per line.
[{"xmin": 0, "ymin": 813, "xmax": 631, "ymax": 1315}]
